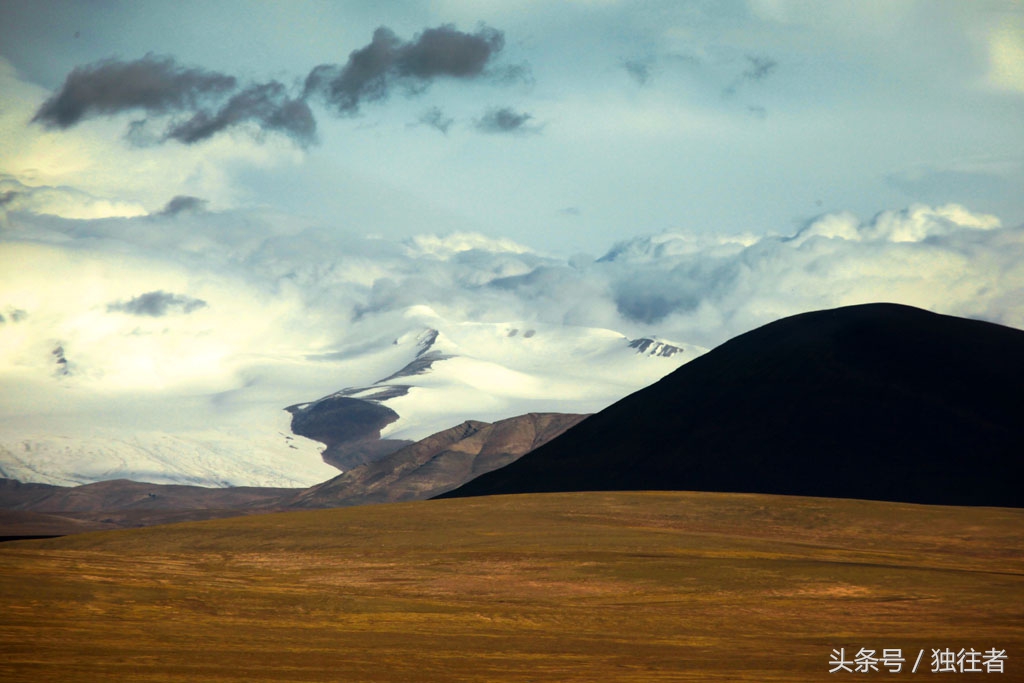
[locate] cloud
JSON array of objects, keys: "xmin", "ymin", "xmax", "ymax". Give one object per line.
[
  {"xmin": 399, "ymin": 23, "xmax": 505, "ymax": 79},
  {"xmin": 593, "ymin": 204, "xmax": 1020, "ymax": 345},
  {"xmin": 448, "ymin": 203, "xmax": 1016, "ymax": 346},
  {"xmin": 24, "ymin": 24, "xmax": 516, "ymax": 148},
  {"xmin": 0, "ymin": 175, "xmax": 147, "ymax": 220},
  {"xmin": 623, "ymin": 58, "xmax": 652, "ymax": 85},
  {"xmin": 164, "ymin": 81, "xmax": 317, "ymax": 146},
  {"xmin": 488, "ymin": 63, "xmax": 534, "ymax": 86},
  {"xmin": 0, "ymin": 308, "xmax": 27, "ymax": 324},
  {"xmin": 107, "ymin": 290, "xmax": 208, "ymax": 317},
  {"xmin": 417, "ymin": 106, "xmax": 454, "ymax": 134},
  {"xmin": 743, "ymin": 55, "xmax": 778, "ymax": 82},
  {"xmin": 160, "ymin": 195, "xmax": 208, "ymax": 216},
  {"xmin": 3, "ymin": 200, "xmax": 1021, "ymax": 409},
  {"xmin": 723, "ymin": 54, "xmax": 778, "ymax": 96},
  {"xmin": 788, "ymin": 204, "xmax": 1000, "ymax": 244},
  {"xmin": 405, "ymin": 232, "xmax": 533, "ymax": 258},
  {"xmin": 304, "ymin": 24, "xmax": 506, "ymax": 115},
  {"xmin": 474, "ymin": 106, "xmax": 535, "ymax": 134},
  {"xmin": 31, "ymin": 54, "xmax": 236, "ymax": 129},
  {"xmin": 1, "ymin": 68, "xmax": 306, "ymax": 217},
  {"xmin": 1, "ymin": 199, "xmax": 1021, "ymax": 488},
  {"xmin": 30, "ymin": 55, "xmax": 313, "ymax": 146}
]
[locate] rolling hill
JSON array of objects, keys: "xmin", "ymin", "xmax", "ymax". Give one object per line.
[{"xmin": 442, "ymin": 303, "xmax": 1024, "ymax": 507}]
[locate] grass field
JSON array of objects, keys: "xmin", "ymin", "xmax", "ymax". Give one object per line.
[{"xmin": 1, "ymin": 491, "xmax": 1021, "ymax": 681}]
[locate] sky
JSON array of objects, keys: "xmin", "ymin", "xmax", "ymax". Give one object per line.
[
  {"xmin": 1, "ymin": 1, "xmax": 1023, "ymax": 483},
  {"xmin": 1, "ymin": 1, "xmax": 1022, "ymax": 250}
]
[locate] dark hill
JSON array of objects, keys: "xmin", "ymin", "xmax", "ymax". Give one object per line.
[{"xmin": 441, "ymin": 303, "xmax": 1024, "ymax": 507}]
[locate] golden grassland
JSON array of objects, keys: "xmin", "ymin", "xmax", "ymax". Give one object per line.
[{"xmin": 1, "ymin": 491, "xmax": 1022, "ymax": 682}]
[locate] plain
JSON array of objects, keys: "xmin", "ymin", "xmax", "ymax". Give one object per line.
[{"xmin": 1, "ymin": 490, "xmax": 1021, "ymax": 682}]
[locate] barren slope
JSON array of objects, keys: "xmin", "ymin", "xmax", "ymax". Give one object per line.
[{"xmin": 290, "ymin": 412, "xmax": 588, "ymax": 507}]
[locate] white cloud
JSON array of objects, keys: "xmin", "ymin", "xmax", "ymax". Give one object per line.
[
  {"xmin": 1, "ymin": 194, "xmax": 1022, "ymax": 484},
  {"xmin": 404, "ymin": 231, "xmax": 534, "ymax": 258},
  {"xmin": 4, "ymin": 198, "xmax": 1019, "ymax": 386},
  {"xmin": 0, "ymin": 175, "xmax": 147, "ymax": 220},
  {"xmin": 791, "ymin": 203, "xmax": 1001, "ymax": 244}
]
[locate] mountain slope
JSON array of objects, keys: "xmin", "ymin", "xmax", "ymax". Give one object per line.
[
  {"xmin": 288, "ymin": 412, "xmax": 588, "ymax": 508},
  {"xmin": 0, "ymin": 412, "xmax": 586, "ymax": 535},
  {"xmin": 294, "ymin": 312, "xmax": 699, "ymax": 446},
  {"xmin": 442, "ymin": 303, "xmax": 1024, "ymax": 507}
]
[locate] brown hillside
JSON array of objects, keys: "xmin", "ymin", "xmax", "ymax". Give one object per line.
[{"xmin": 290, "ymin": 412, "xmax": 588, "ymax": 507}]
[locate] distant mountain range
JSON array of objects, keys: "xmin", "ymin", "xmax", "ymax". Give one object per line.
[
  {"xmin": 0, "ymin": 314, "xmax": 695, "ymax": 488},
  {"xmin": 443, "ymin": 303, "xmax": 1024, "ymax": 507},
  {"xmin": 0, "ymin": 412, "xmax": 586, "ymax": 536},
  {"xmin": 4, "ymin": 302, "xmax": 1022, "ymax": 538},
  {"xmin": 285, "ymin": 319, "xmax": 695, "ymax": 470}
]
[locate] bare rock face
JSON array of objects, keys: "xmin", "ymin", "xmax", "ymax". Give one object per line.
[
  {"xmin": 288, "ymin": 412, "xmax": 589, "ymax": 508},
  {"xmin": 628, "ymin": 338, "xmax": 685, "ymax": 357}
]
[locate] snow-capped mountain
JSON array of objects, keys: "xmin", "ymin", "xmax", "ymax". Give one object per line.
[
  {"xmin": 0, "ymin": 305, "xmax": 703, "ymax": 488},
  {"xmin": 291, "ymin": 305, "xmax": 702, "ymax": 446}
]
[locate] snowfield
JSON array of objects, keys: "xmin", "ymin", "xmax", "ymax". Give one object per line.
[
  {"xmin": 356, "ymin": 312, "xmax": 704, "ymax": 442},
  {"xmin": 0, "ymin": 306, "xmax": 703, "ymax": 488}
]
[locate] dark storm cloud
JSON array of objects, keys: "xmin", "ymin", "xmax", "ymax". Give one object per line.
[
  {"xmin": 475, "ymin": 106, "xmax": 534, "ymax": 134},
  {"xmin": 417, "ymin": 106, "xmax": 454, "ymax": 134},
  {"xmin": 399, "ymin": 24, "xmax": 504, "ymax": 78},
  {"xmin": 32, "ymin": 55, "xmax": 312, "ymax": 146},
  {"xmin": 160, "ymin": 195, "xmax": 208, "ymax": 216},
  {"xmin": 31, "ymin": 54, "xmax": 237, "ymax": 129},
  {"xmin": 165, "ymin": 81, "xmax": 316, "ymax": 146},
  {"xmin": 107, "ymin": 291, "xmax": 208, "ymax": 317},
  {"xmin": 32, "ymin": 24, "xmax": 513, "ymax": 145},
  {"xmin": 304, "ymin": 24, "xmax": 506, "ymax": 115},
  {"xmin": 0, "ymin": 190, "xmax": 19, "ymax": 207}
]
